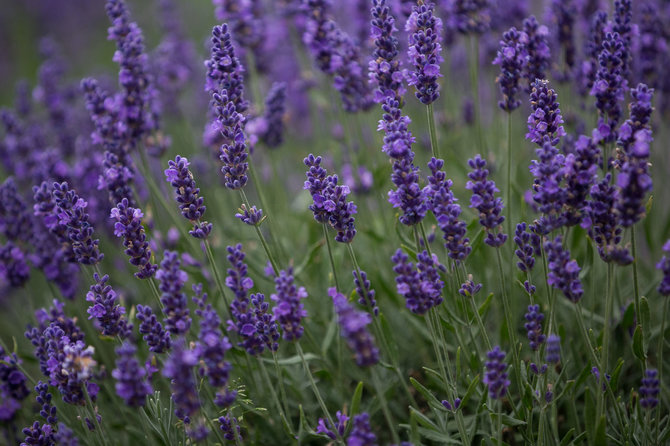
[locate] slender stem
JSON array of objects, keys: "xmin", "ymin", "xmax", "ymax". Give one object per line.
[
  {"xmin": 497, "ymin": 400, "xmax": 503, "ymax": 446},
  {"xmin": 296, "ymin": 343, "xmax": 341, "ymax": 443},
  {"xmin": 538, "ymin": 406, "xmax": 546, "ymax": 446},
  {"xmin": 249, "ymin": 162, "xmax": 287, "ymax": 263},
  {"xmin": 239, "ymin": 189, "xmax": 280, "ymax": 275},
  {"xmin": 469, "ymin": 35, "xmax": 484, "ymax": 154},
  {"xmin": 419, "ymin": 221, "xmax": 433, "ymax": 257},
  {"xmin": 203, "ymin": 239, "xmax": 231, "ymax": 318},
  {"xmin": 598, "ymin": 263, "xmax": 614, "ymax": 423},
  {"xmin": 273, "ymin": 351, "xmax": 291, "ymax": 417},
  {"xmin": 631, "ymin": 228, "xmax": 642, "ymax": 337},
  {"xmin": 371, "ymin": 367, "xmax": 400, "ymax": 444},
  {"xmin": 427, "ymin": 103, "xmax": 439, "ymax": 159},
  {"xmin": 506, "ymin": 111, "xmax": 513, "ymax": 239},
  {"xmin": 469, "ymin": 292, "xmax": 492, "ymax": 351},
  {"xmin": 541, "ymin": 243, "xmax": 556, "ymax": 334},
  {"xmin": 148, "ymin": 277, "xmax": 164, "ymax": 310},
  {"xmin": 258, "ymin": 357, "xmax": 293, "ymax": 436},
  {"xmin": 323, "ymin": 223, "xmax": 341, "ymax": 290},
  {"xmin": 656, "ymin": 295, "xmax": 669, "ymax": 445},
  {"xmin": 495, "ymin": 248, "xmax": 522, "ymax": 393}
]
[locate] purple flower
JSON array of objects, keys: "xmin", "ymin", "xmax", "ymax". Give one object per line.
[
  {"xmin": 591, "ymin": 32, "xmax": 628, "ymax": 143},
  {"xmin": 514, "ymin": 222, "xmax": 540, "ymax": 272},
  {"xmin": 302, "ymin": 0, "xmax": 373, "ymax": 112},
  {"xmin": 392, "ymin": 249, "xmax": 445, "ymax": 315},
  {"xmin": 458, "ymin": 276, "xmax": 482, "ymax": 297},
  {"xmin": 545, "ymin": 334, "xmax": 561, "ymax": 364},
  {"xmin": 164, "ymin": 156, "xmax": 212, "ymax": 239},
  {"xmin": 163, "ymin": 338, "xmax": 205, "ymax": 437},
  {"xmin": 524, "ymin": 305, "xmax": 546, "ymax": 351},
  {"xmin": 522, "ymin": 16, "xmax": 550, "ymax": 93},
  {"xmin": 639, "ymin": 369, "xmax": 660, "ymax": 409},
  {"xmin": 0, "ymin": 177, "xmax": 32, "ymax": 242},
  {"xmin": 657, "ymin": 240, "xmax": 670, "ymax": 296},
  {"xmin": 226, "ymin": 244, "xmax": 279, "ymax": 355},
  {"xmin": 563, "ymin": 135, "xmax": 600, "ymax": 226},
  {"xmin": 583, "ymin": 174, "xmax": 632, "ymax": 265},
  {"xmin": 86, "ymin": 273, "xmax": 131, "ymax": 339},
  {"xmin": 547, "ymin": 0, "xmax": 576, "ymax": 81},
  {"xmin": 426, "ymin": 158, "xmax": 470, "ymax": 262},
  {"xmin": 577, "ymin": 11, "xmax": 607, "ymax": 97},
  {"xmin": 315, "ymin": 410, "xmax": 348, "ymax": 440},
  {"xmin": 21, "ymin": 381, "xmax": 76, "ymax": 445},
  {"xmin": 545, "ymin": 235, "xmax": 583, "ymax": 302},
  {"xmin": 379, "ymin": 99, "xmax": 427, "ymax": 225},
  {"xmin": 156, "ymin": 251, "xmax": 191, "ymax": 336},
  {"xmin": 0, "ymin": 242, "xmax": 30, "ymax": 288},
  {"xmin": 330, "ymin": 288, "xmax": 379, "ymax": 367},
  {"xmin": 136, "ymin": 304, "xmax": 171, "ymax": 353},
  {"xmin": 526, "ymin": 79, "xmax": 566, "ymax": 147},
  {"xmin": 612, "ymin": 0, "xmax": 632, "ymax": 81},
  {"xmin": 105, "ymin": 0, "xmax": 167, "ymax": 156},
  {"xmin": 206, "ymin": 24, "xmax": 248, "ymax": 114},
  {"xmin": 493, "ymin": 27, "xmax": 527, "ymax": 111},
  {"xmin": 406, "ymin": 1, "xmax": 443, "ymax": 105},
  {"xmin": 529, "ymin": 141, "xmax": 567, "ymax": 233},
  {"xmin": 193, "ymin": 286, "xmax": 234, "ymax": 407},
  {"xmin": 369, "ymin": 0, "xmax": 405, "ymax": 103},
  {"xmin": 112, "ymin": 342, "xmax": 152, "ymax": 407},
  {"xmin": 353, "ymin": 269, "xmax": 378, "ymax": 316},
  {"xmin": 80, "ymin": 78, "xmax": 137, "ymax": 206},
  {"xmin": 483, "ymin": 346, "xmax": 510, "ymax": 399},
  {"xmin": 0, "ymin": 344, "xmax": 30, "ymax": 420},
  {"xmin": 52, "ymin": 182, "xmax": 103, "ymax": 265},
  {"xmin": 110, "ymin": 199, "xmax": 157, "ymax": 278},
  {"xmin": 259, "ymin": 82, "xmax": 287, "ymax": 148},
  {"xmin": 271, "ymin": 268, "xmax": 308, "ymax": 342},
  {"xmin": 348, "ymin": 413, "xmax": 377, "ymax": 446},
  {"xmin": 451, "ymin": 0, "xmax": 490, "ymax": 35},
  {"xmin": 637, "ymin": 3, "xmax": 665, "ymax": 87},
  {"xmin": 219, "ymin": 415, "xmax": 241, "ymax": 442},
  {"xmin": 235, "ymin": 204, "xmax": 264, "ymax": 226},
  {"xmin": 466, "ymin": 155, "xmax": 507, "ymax": 247},
  {"xmin": 304, "ymin": 154, "xmax": 332, "ymax": 223}
]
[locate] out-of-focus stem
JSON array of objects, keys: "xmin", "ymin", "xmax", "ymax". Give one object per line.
[
  {"xmin": 427, "ymin": 103, "xmax": 439, "ymax": 159},
  {"xmin": 323, "ymin": 223, "xmax": 341, "ymax": 290}
]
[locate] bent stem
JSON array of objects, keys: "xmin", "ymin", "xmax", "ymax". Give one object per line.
[
  {"xmin": 323, "ymin": 223, "xmax": 341, "ymax": 290},
  {"xmin": 203, "ymin": 239, "xmax": 231, "ymax": 318},
  {"xmin": 239, "ymin": 189, "xmax": 280, "ymax": 275}
]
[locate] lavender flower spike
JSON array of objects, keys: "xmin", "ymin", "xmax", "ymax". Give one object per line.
[
  {"xmin": 591, "ymin": 32, "xmax": 628, "ymax": 143},
  {"xmin": 156, "ymin": 251, "xmax": 191, "ymax": 336},
  {"xmin": 136, "ymin": 304, "xmax": 171, "ymax": 353},
  {"xmin": 348, "ymin": 413, "xmax": 378, "ymax": 445},
  {"xmin": 406, "ymin": 0, "xmax": 443, "ymax": 105},
  {"xmin": 52, "ymin": 182, "xmax": 103, "ymax": 265},
  {"xmin": 165, "ymin": 155, "xmax": 212, "ymax": 238},
  {"xmin": 483, "ymin": 346, "xmax": 510, "ymax": 399},
  {"xmin": 392, "ymin": 249, "xmax": 445, "ymax": 315},
  {"xmin": 545, "ymin": 235, "xmax": 583, "ymax": 302},
  {"xmin": 493, "ymin": 27, "xmax": 527, "ymax": 112},
  {"xmin": 466, "ymin": 155, "xmax": 507, "ymax": 247},
  {"xmin": 271, "ymin": 268, "xmax": 308, "ymax": 341},
  {"xmin": 260, "ymin": 82, "xmax": 287, "ymax": 148},
  {"xmin": 330, "ymin": 288, "xmax": 379, "ymax": 367},
  {"xmin": 369, "ymin": 0, "xmax": 405, "ymax": 103},
  {"xmin": 639, "ymin": 369, "xmax": 660, "ymax": 409},
  {"xmin": 657, "ymin": 240, "xmax": 670, "ymax": 296},
  {"xmin": 522, "ymin": 16, "xmax": 550, "ymax": 93},
  {"xmin": 110, "ymin": 198, "xmax": 158, "ymax": 278},
  {"xmin": 524, "ymin": 304, "xmax": 546, "ymax": 351},
  {"xmin": 526, "ymin": 79, "xmax": 566, "ymax": 146},
  {"xmin": 86, "ymin": 273, "xmax": 131, "ymax": 339},
  {"xmin": 112, "ymin": 342, "xmax": 152, "ymax": 407}
]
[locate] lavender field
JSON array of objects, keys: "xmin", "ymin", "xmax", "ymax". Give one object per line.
[{"xmin": 1, "ymin": 0, "xmax": 669, "ymax": 444}]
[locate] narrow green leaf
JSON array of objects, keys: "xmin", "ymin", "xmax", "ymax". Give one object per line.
[
  {"xmin": 321, "ymin": 313, "xmax": 337, "ymax": 356},
  {"xmin": 410, "ymin": 377, "xmax": 447, "ymax": 412},
  {"xmin": 478, "ymin": 293, "xmax": 494, "ymax": 317},
  {"xmin": 380, "ymin": 314, "xmax": 399, "ymax": 363},
  {"xmin": 640, "ymin": 296, "xmax": 651, "ymax": 350},
  {"xmin": 584, "ymin": 388, "xmax": 595, "ymax": 436},
  {"xmin": 293, "ymin": 238, "xmax": 324, "ymax": 277},
  {"xmin": 609, "ymin": 358, "xmax": 624, "ymax": 392},
  {"xmin": 409, "ymin": 406, "xmax": 440, "ymax": 431},
  {"xmin": 260, "ymin": 353, "xmax": 318, "ymax": 365},
  {"xmin": 632, "ymin": 325, "xmax": 646, "ymax": 362},
  {"xmin": 460, "ymin": 375, "xmax": 481, "ymax": 409},
  {"xmin": 350, "ymin": 382, "xmax": 364, "ymax": 417},
  {"xmin": 501, "ymin": 413, "xmax": 527, "ymax": 427},
  {"xmin": 559, "ymin": 427, "xmax": 575, "ymax": 446},
  {"xmin": 594, "ymin": 416, "xmax": 607, "ymax": 446}
]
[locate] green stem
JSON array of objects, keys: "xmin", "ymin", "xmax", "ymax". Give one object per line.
[
  {"xmin": 656, "ymin": 295, "xmax": 669, "ymax": 445},
  {"xmin": 203, "ymin": 240, "xmax": 232, "ymax": 319},
  {"xmin": 148, "ymin": 277, "xmax": 164, "ymax": 310},
  {"xmin": 427, "ymin": 103, "xmax": 439, "ymax": 159},
  {"xmin": 495, "ymin": 248, "xmax": 522, "ymax": 393},
  {"xmin": 296, "ymin": 343, "xmax": 342, "ymax": 444},
  {"xmin": 506, "ymin": 111, "xmax": 513, "ymax": 239},
  {"xmin": 497, "ymin": 400, "xmax": 503, "ymax": 446},
  {"xmin": 323, "ymin": 223, "xmax": 341, "ymax": 290},
  {"xmin": 371, "ymin": 367, "xmax": 400, "ymax": 444},
  {"xmin": 249, "ymin": 162, "xmax": 288, "ymax": 264},
  {"xmin": 469, "ymin": 35, "xmax": 484, "ymax": 154},
  {"xmin": 598, "ymin": 263, "xmax": 614, "ymax": 423},
  {"xmin": 258, "ymin": 357, "xmax": 294, "ymax": 436},
  {"xmin": 239, "ymin": 189, "xmax": 280, "ymax": 275},
  {"xmin": 273, "ymin": 351, "xmax": 291, "ymax": 417},
  {"xmin": 631, "ymin": 228, "xmax": 642, "ymax": 338}
]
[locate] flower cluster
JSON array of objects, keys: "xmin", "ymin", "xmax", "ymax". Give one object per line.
[
  {"xmin": 156, "ymin": 251, "xmax": 192, "ymax": 335},
  {"xmin": 513, "ymin": 222, "xmax": 540, "ymax": 273},
  {"xmin": 451, "ymin": 0, "xmax": 490, "ymax": 35},
  {"xmin": 524, "ymin": 304, "xmax": 546, "ymax": 351},
  {"xmin": 330, "ymin": 288, "xmax": 379, "ymax": 367},
  {"xmin": 591, "ymin": 32, "xmax": 628, "ymax": 142},
  {"xmin": 483, "ymin": 346, "xmax": 510, "ymax": 399},
  {"xmin": 86, "ymin": 273, "xmax": 131, "ymax": 339},
  {"xmin": 136, "ymin": 304, "xmax": 171, "ymax": 353},
  {"xmin": 563, "ymin": 135, "xmax": 600, "ymax": 226},
  {"xmin": 657, "ymin": 240, "xmax": 670, "ymax": 296},
  {"xmin": 369, "ymin": 0, "xmax": 405, "ymax": 103},
  {"xmin": 164, "ymin": 156, "xmax": 212, "ymax": 238},
  {"xmin": 348, "ymin": 413, "xmax": 377, "ymax": 445},
  {"xmin": 426, "ymin": 158, "xmax": 470, "ymax": 262},
  {"xmin": 547, "ymin": 0, "xmax": 575, "ymax": 81},
  {"xmin": 259, "ymin": 82, "xmax": 287, "ymax": 148},
  {"xmin": 639, "ymin": 368, "xmax": 659, "ymax": 409},
  {"xmin": 522, "ymin": 16, "xmax": 550, "ymax": 92},
  {"xmin": 406, "ymin": 0, "xmax": 443, "ymax": 105},
  {"xmin": 353, "ymin": 269, "xmax": 378, "ymax": 316},
  {"xmin": 526, "ymin": 79, "xmax": 566, "ymax": 146},
  {"xmin": 316, "ymin": 410, "xmax": 348, "ymax": 441},
  {"xmin": 466, "ymin": 155, "xmax": 507, "ymax": 247},
  {"xmin": 545, "ymin": 235, "xmax": 583, "ymax": 302},
  {"xmin": 529, "ymin": 141, "xmax": 566, "ymax": 234},
  {"xmin": 110, "ymin": 198, "xmax": 157, "ymax": 278},
  {"xmin": 392, "ymin": 249, "xmax": 445, "ymax": 315},
  {"xmin": 271, "ymin": 268, "xmax": 308, "ymax": 341},
  {"xmin": 0, "ymin": 344, "xmax": 30, "ymax": 420},
  {"xmin": 112, "ymin": 342, "xmax": 152, "ymax": 407},
  {"xmin": 493, "ymin": 26, "xmax": 527, "ymax": 111}
]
